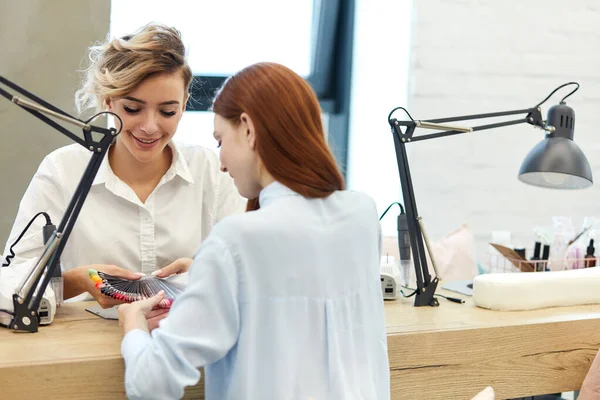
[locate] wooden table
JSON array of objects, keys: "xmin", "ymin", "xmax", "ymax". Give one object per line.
[
  {"xmin": 387, "ymin": 291, "xmax": 600, "ymax": 399},
  {"xmin": 0, "ymin": 302, "xmax": 202, "ymax": 399},
  {"xmin": 1, "ymin": 293, "xmax": 599, "ymax": 399}
]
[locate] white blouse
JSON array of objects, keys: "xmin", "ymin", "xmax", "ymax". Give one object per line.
[
  {"xmin": 122, "ymin": 182, "xmax": 390, "ymax": 400},
  {"xmin": 2, "ymin": 141, "xmax": 245, "ymax": 277}
]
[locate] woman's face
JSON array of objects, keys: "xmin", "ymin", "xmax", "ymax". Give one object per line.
[
  {"xmin": 213, "ymin": 113, "xmax": 262, "ymax": 199},
  {"xmin": 107, "ymin": 71, "xmax": 187, "ymax": 164}
]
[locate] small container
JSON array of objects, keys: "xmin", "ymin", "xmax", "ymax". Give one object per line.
[{"xmin": 585, "ymin": 239, "xmax": 596, "ymax": 268}]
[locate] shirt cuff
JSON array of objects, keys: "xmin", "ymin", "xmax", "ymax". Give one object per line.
[{"xmin": 121, "ymin": 329, "xmax": 152, "ymax": 362}]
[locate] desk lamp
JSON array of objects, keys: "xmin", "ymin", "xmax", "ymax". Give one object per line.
[
  {"xmin": 388, "ymin": 82, "xmax": 593, "ymax": 307},
  {"xmin": 0, "ymin": 76, "xmax": 122, "ymax": 332}
]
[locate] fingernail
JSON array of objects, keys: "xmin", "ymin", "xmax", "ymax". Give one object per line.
[
  {"xmin": 151, "ymin": 270, "xmax": 161, "ymax": 276},
  {"xmin": 134, "ymin": 272, "xmax": 145, "ymax": 277}
]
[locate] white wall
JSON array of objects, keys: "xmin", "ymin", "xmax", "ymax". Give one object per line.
[
  {"xmin": 347, "ymin": 0, "xmax": 413, "ymax": 236},
  {"xmin": 406, "ymin": 0, "xmax": 600, "ymax": 259}
]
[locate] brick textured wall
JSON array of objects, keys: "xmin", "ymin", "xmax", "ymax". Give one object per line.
[{"xmin": 407, "ymin": 0, "xmax": 600, "ymax": 260}]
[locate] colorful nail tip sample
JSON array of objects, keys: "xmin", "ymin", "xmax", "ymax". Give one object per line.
[{"xmin": 88, "ymin": 269, "xmax": 184, "ymax": 308}]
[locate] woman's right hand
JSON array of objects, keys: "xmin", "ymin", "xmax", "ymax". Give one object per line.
[{"xmin": 65, "ymin": 264, "xmax": 143, "ymax": 309}]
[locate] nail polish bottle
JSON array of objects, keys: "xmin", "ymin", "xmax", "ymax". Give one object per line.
[
  {"xmin": 530, "ymin": 242, "xmax": 542, "ymax": 271},
  {"xmin": 585, "ymin": 239, "xmax": 596, "ymax": 268},
  {"xmin": 542, "ymin": 245, "xmax": 550, "ymax": 271}
]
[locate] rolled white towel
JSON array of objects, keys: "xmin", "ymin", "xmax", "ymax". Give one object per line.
[{"xmin": 473, "ymin": 268, "xmax": 600, "ymax": 311}]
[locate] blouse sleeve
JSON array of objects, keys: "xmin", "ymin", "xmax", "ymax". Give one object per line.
[{"xmin": 121, "ymin": 234, "xmax": 240, "ymax": 400}]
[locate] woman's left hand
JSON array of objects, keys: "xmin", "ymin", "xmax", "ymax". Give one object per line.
[
  {"xmin": 118, "ymin": 290, "xmax": 166, "ymax": 334},
  {"xmin": 151, "ymin": 257, "xmax": 193, "ymax": 278},
  {"xmin": 146, "ymin": 307, "xmax": 170, "ymax": 332}
]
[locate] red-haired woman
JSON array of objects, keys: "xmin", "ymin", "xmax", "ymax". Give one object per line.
[{"xmin": 118, "ymin": 62, "xmax": 390, "ymax": 400}]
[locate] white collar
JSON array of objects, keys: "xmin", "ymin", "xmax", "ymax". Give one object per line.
[
  {"xmin": 258, "ymin": 181, "xmax": 300, "ymax": 207},
  {"xmin": 92, "ymin": 141, "xmax": 194, "ymax": 186}
]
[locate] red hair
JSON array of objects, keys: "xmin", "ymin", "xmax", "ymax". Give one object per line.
[{"xmin": 212, "ymin": 62, "xmax": 344, "ymax": 211}]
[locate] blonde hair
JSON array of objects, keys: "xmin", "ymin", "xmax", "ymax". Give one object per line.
[{"xmin": 75, "ymin": 23, "xmax": 193, "ymax": 113}]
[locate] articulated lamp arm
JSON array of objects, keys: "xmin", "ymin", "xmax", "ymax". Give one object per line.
[
  {"xmin": 0, "ymin": 76, "xmax": 122, "ymax": 332},
  {"xmin": 387, "ymin": 82, "xmax": 590, "ymax": 307}
]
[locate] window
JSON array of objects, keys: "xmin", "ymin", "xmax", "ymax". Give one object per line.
[
  {"xmin": 111, "ymin": 0, "xmax": 316, "ymax": 151},
  {"xmin": 346, "ymin": 0, "xmax": 413, "ymax": 236},
  {"xmin": 110, "ymin": 0, "xmax": 314, "ymax": 77}
]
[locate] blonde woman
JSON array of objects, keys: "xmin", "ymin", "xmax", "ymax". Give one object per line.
[{"xmin": 3, "ymin": 23, "xmax": 244, "ymax": 309}]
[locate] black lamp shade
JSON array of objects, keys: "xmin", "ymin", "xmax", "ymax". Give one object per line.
[
  {"xmin": 518, "ymin": 102, "xmax": 593, "ymax": 189},
  {"xmin": 518, "ymin": 137, "xmax": 593, "ymax": 189}
]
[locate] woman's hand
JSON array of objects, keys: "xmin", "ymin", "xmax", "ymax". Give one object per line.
[
  {"xmin": 118, "ymin": 290, "xmax": 166, "ymax": 334},
  {"xmin": 64, "ymin": 264, "xmax": 143, "ymax": 308},
  {"xmin": 145, "ymin": 307, "xmax": 170, "ymax": 332},
  {"xmin": 151, "ymin": 257, "xmax": 193, "ymax": 278}
]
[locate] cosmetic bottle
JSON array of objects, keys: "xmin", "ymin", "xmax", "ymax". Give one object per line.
[
  {"xmin": 542, "ymin": 245, "xmax": 550, "ymax": 271},
  {"xmin": 530, "ymin": 242, "xmax": 542, "ymax": 271},
  {"xmin": 585, "ymin": 239, "xmax": 596, "ymax": 268}
]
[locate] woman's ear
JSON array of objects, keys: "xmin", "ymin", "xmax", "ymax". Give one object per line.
[
  {"xmin": 182, "ymin": 93, "xmax": 190, "ymax": 112},
  {"xmin": 240, "ymin": 112, "xmax": 257, "ymax": 149},
  {"xmin": 105, "ymin": 98, "xmax": 113, "ymax": 111}
]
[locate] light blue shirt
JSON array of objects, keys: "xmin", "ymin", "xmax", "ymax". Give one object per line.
[{"xmin": 121, "ymin": 181, "xmax": 390, "ymax": 400}]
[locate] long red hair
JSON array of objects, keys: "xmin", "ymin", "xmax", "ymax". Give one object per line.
[{"xmin": 212, "ymin": 62, "xmax": 344, "ymax": 211}]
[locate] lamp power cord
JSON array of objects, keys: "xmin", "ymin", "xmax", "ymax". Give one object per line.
[
  {"xmin": 2, "ymin": 211, "xmax": 54, "ymax": 268},
  {"xmin": 379, "ymin": 202, "xmax": 464, "ymax": 305}
]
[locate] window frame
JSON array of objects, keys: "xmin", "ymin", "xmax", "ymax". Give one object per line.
[{"xmin": 186, "ymin": 0, "xmax": 355, "ymax": 177}]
